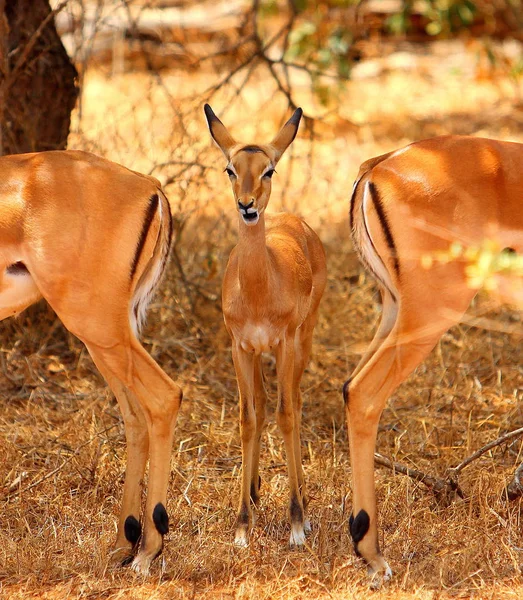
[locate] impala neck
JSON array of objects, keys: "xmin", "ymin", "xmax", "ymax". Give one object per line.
[{"xmin": 236, "ymin": 212, "xmax": 270, "ymax": 292}]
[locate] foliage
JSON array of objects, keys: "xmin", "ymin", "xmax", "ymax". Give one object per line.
[
  {"xmin": 387, "ymin": 0, "xmax": 477, "ymax": 36},
  {"xmin": 251, "ymin": 0, "xmax": 523, "ymax": 107},
  {"xmin": 422, "ymin": 240, "xmax": 523, "ymax": 301}
]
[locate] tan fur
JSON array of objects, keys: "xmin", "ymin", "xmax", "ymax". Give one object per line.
[
  {"xmin": 205, "ymin": 105, "xmax": 327, "ymax": 546},
  {"xmin": 347, "ymin": 135, "xmax": 523, "ymax": 582},
  {"xmin": 0, "ymin": 150, "xmax": 182, "ymax": 574}
]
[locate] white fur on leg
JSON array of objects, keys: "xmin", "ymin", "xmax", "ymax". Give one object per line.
[
  {"xmin": 131, "ymin": 552, "xmax": 153, "ymax": 575},
  {"xmin": 289, "ymin": 523, "xmax": 306, "ymax": 547},
  {"xmin": 234, "ymin": 529, "xmax": 249, "ymax": 548},
  {"xmin": 368, "ymin": 560, "xmax": 393, "ymax": 590}
]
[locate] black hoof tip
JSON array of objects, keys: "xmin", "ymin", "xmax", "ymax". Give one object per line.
[
  {"xmin": 124, "ymin": 515, "xmax": 142, "ymax": 545},
  {"xmin": 290, "ymin": 494, "xmax": 304, "ymax": 523},
  {"xmin": 349, "ymin": 509, "xmax": 370, "ymax": 544},
  {"xmin": 120, "ymin": 554, "xmax": 134, "ymax": 567},
  {"xmin": 237, "ymin": 500, "xmax": 250, "ymax": 526},
  {"xmin": 153, "ymin": 502, "xmax": 169, "ymax": 535}
]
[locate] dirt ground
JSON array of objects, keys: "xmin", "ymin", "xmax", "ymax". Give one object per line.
[{"xmin": 0, "ymin": 32, "xmax": 522, "ymax": 599}]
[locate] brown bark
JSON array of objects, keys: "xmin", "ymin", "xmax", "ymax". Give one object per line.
[{"xmin": 0, "ymin": 0, "xmax": 78, "ymax": 156}]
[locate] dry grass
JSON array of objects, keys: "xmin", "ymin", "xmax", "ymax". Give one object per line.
[{"xmin": 1, "ymin": 33, "xmax": 523, "ymax": 599}]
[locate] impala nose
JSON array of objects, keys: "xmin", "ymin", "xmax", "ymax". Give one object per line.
[
  {"xmin": 237, "ymin": 198, "xmax": 259, "ymax": 224},
  {"xmin": 238, "ymin": 199, "xmax": 254, "ymax": 210}
]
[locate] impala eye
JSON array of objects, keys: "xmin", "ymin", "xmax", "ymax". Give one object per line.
[
  {"xmin": 225, "ymin": 167, "xmax": 236, "ymax": 178},
  {"xmin": 263, "ymin": 169, "xmax": 275, "ymax": 179}
]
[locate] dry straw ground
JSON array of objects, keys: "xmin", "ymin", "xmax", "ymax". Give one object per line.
[{"xmin": 0, "ymin": 17, "xmax": 522, "ymax": 600}]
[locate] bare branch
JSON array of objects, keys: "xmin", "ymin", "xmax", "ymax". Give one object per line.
[
  {"xmin": 448, "ymin": 426, "xmax": 523, "ymax": 483},
  {"xmin": 374, "ymin": 452, "xmax": 462, "ymax": 499},
  {"xmin": 377, "ymin": 426, "xmax": 523, "ymax": 504},
  {"xmin": 7, "ymin": 0, "xmax": 70, "ymax": 89}
]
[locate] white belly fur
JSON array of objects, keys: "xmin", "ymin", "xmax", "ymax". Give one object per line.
[{"xmin": 237, "ymin": 322, "xmax": 281, "ymax": 354}]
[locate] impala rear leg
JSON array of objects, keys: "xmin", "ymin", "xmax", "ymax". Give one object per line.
[
  {"xmin": 84, "ymin": 358, "xmax": 149, "ymax": 565},
  {"xmin": 345, "ymin": 286, "xmax": 475, "ymax": 583},
  {"xmin": 87, "ymin": 339, "xmax": 182, "ymax": 573}
]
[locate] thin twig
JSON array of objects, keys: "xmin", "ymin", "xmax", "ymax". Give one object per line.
[
  {"xmin": 448, "ymin": 426, "xmax": 523, "ymax": 482},
  {"xmin": 148, "ymin": 160, "xmax": 218, "ymax": 176},
  {"xmin": 376, "ymin": 426, "xmax": 523, "ymax": 503},
  {"xmin": 7, "ymin": 0, "xmax": 71, "ymax": 89},
  {"xmin": 374, "ymin": 452, "xmax": 459, "ymax": 497}
]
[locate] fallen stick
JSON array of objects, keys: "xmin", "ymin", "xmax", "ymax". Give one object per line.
[
  {"xmin": 447, "ymin": 426, "xmax": 523, "ymax": 487},
  {"xmin": 374, "ymin": 452, "xmax": 462, "ymax": 499},
  {"xmin": 375, "ymin": 425, "xmax": 523, "ymax": 501}
]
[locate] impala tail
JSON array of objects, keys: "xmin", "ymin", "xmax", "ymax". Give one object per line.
[
  {"xmin": 130, "ymin": 188, "xmax": 173, "ymax": 337},
  {"xmin": 349, "ymin": 157, "xmax": 399, "ymax": 303}
]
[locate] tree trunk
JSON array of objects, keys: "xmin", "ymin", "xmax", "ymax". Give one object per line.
[{"xmin": 0, "ymin": 0, "xmax": 78, "ymax": 156}]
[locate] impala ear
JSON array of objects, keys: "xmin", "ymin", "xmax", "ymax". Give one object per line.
[
  {"xmin": 204, "ymin": 104, "xmax": 237, "ymax": 159},
  {"xmin": 270, "ymin": 108, "xmax": 303, "ymax": 162}
]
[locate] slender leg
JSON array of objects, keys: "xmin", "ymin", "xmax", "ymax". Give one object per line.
[
  {"xmin": 275, "ymin": 335, "xmax": 305, "ymax": 546},
  {"xmin": 345, "ymin": 286, "xmax": 475, "ymax": 582},
  {"xmin": 231, "ymin": 344, "xmax": 256, "ymax": 546},
  {"xmin": 86, "ymin": 339, "xmax": 182, "ymax": 574},
  {"xmin": 85, "ymin": 356, "xmax": 149, "ymax": 564},
  {"xmin": 126, "ymin": 342, "xmax": 182, "ymax": 573},
  {"xmin": 250, "ymin": 355, "xmax": 267, "ymax": 506}
]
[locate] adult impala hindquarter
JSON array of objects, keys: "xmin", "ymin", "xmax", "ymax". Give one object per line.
[
  {"xmin": 0, "ymin": 150, "xmax": 183, "ymax": 574},
  {"xmin": 204, "ymin": 104, "xmax": 327, "ymax": 547},
  {"xmin": 345, "ymin": 135, "xmax": 523, "ymax": 584}
]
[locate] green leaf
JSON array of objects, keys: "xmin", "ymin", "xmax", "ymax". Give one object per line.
[{"xmin": 426, "ymin": 21, "xmax": 442, "ymax": 35}]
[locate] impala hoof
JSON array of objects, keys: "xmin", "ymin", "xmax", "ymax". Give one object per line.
[
  {"xmin": 368, "ymin": 561, "xmax": 393, "ymax": 589},
  {"xmin": 131, "ymin": 548, "xmax": 161, "ymax": 575},
  {"xmin": 131, "ymin": 555, "xmax": 151, "ymax": 575},
  {"xmin": 130, "ymin": 540, "xmax": 163, "ymax": 575},
  {"xmin": 109, "ymin": 545, "xmax": 134, "ymax": 567}
]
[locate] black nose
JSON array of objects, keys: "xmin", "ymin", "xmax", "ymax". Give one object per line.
[{"xmin": 238, "ymin": 199, "xmax": 254, "ymax": 210}]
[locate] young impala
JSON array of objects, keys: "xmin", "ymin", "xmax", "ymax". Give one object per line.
[
  {"xmin": 204, "ymin": 104, "xmax": 326, "ymax": 547},
  {"xmin": 0, "ymin": 150, "xmax": 183, "ymax": 574},
  {"xmin": 346, "ymin": 135, "xmax": 523, "ymax": 583}
]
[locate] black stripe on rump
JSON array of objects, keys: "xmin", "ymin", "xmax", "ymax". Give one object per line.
[
  {"xmin": 342, "ymin": 377, "xmax": 352, "ymax": 406},
  {"xmin": 153, "ymin": 192, "xmax": 174, "ymax": 294},
  {"xmin": 162, "ymin": 192, "xmax": 174, "ymax": 266},
  {"xmin": 166, "ymin": 197, "xmax": 174, "ymax": 251},
  {"xmin": 367, "ymin": 181, "xmax": 399, "ymax": 277},
  {"xmin": 130, "ymin": 193, "xmax": 159, "ymax": 280}
]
